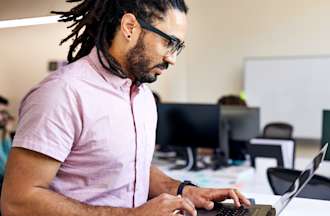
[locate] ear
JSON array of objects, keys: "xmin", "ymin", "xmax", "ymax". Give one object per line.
[{"xmin": 120, "ymin": 13, "xmax": 139, "ymax": 41}]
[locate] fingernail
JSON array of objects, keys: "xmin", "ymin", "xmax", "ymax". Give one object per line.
[
  {"xmin": 194, "ymin": 210, "xmax": 197, "ymax": 216},
  {"xmin": 207, "ymin": 202, "xmax": 214, "ymax": 210}
]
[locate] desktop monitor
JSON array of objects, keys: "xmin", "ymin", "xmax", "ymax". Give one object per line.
[
  {"xmin": 321, "ymin": 110, "xmax": 330, "ymax": 160},
  {"xmin": 156, "ymin": 103, "xmax": 220, "ymax": 170},
  {"xmin": 156, "ymin": 103, "xmax": 220, "ymax": 149},
  {"xmin": 220, "ymin": 105, "xmax": 260, "ymax": 162}
]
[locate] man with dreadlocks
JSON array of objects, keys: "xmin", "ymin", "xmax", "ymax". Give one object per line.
[{"xmin": 2, "ymin": 0, "xmax": 250, "ymax": 215}]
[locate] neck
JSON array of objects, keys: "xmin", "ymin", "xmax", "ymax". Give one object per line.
[{"xmin": 108, "ymin": 37, "xmax": 136, "ymax": 82}]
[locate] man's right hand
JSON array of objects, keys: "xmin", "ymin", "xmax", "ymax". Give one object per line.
[{"xmin": 134, "ymin": 193, "xmax": 197, "ymax": 216}]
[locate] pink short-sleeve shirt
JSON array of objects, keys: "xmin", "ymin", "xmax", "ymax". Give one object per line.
[{"xmin": 13, "ymin": 47, "xmax": 157, "ymax": 208}]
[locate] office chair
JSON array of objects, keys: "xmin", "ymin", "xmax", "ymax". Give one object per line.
[
  {"xmin": 263, "ymin": 122, "xmax": 293, "ymax": 139},
  {"xmin": 267, "ymin": 167, "xmax": 330, "ymax": 201},
  {"xmin": 217, "ymin": 95, "xmax": 247, "ymax": 106}
]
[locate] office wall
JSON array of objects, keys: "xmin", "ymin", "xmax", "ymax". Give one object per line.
[
  {"xmin": 1, "ymin": 0, "xmax": 330, "ymax": 116},
  {"xmin": 0, "ymin": 0, "xmax": 72, "ymax": 20},
  {"xmin": 0, "ymin": 23, "xmax": 70, "ymax": 115},
  {"xmin": 186, "ymin": 0, "xmax": 330, "ymax": 103}
]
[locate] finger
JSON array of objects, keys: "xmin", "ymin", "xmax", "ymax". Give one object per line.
[
  {"xmin": 228, "ymin": 189, "xmax": 241, "ymax": 208},
  {"xmin": 205, "ymin": 200, "xmax": 214, "ymax": 210},
  {"xmin": 209, "ymin": 188, "xmax": 243, "ymax": 207},
  {"xmin": 171, "ymin": 197, "xmax": 197, "ymax": 216},
  {"xmin": 235, "ymin": 190, "xmax": 251, "ymax": 207},
  {"xmin": 172, "ymin": 210, "xmax": 184, "ymax": 216},
  {"xmin": 183, "ymin": 197, "xmax": 195, "ymax": 209},
  {"xmin": 176, "ymin": 195, "xmax": 195, "ymax": 210},
  {"xmin": 173, "ymin": 197, "xmax": 185, "ymax": 216},
  {"xmin": 197, "ymin": 196, "xmax": 214, "ymax": 210}
]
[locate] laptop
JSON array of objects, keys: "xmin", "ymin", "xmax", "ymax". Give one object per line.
[{"xmin": 198, "ymin": 143, "xmax": 328, "ymax": 216}]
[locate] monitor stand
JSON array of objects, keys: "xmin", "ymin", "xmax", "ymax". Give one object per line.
[
  {"xmin": 170, "ymin": 147, "xmax": 205, "ymax": 171},
  {"xmin": 211, "ymin": 120, "xmax": 230, "ymax": 170},
  {"xmin": 211, "ymin": 148, "xmax": 229, "ymax": 170}
]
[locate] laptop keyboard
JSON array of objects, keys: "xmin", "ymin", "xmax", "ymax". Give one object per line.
[{"xmin": 215, "ymin": 206, "xmax": 249, "ymax": 216}]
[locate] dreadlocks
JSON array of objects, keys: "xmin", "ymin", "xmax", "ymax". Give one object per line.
[{"xmin": 52, "ymin": 0, "xmax": 188, "ymax": 78}]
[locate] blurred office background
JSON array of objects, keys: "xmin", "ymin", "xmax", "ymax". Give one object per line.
[{"xmin": 2, "ymin": 1, "xmax": 330, "ymax": 160}]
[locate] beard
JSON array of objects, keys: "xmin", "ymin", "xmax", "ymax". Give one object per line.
[{"xmin": 125, "ymin": 34, "xmax": 168, "ymax": 85}]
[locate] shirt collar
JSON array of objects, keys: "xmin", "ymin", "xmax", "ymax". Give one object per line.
[{"xmin": 86, "ymin": 47, "xmax": 135, "ymax": 90}]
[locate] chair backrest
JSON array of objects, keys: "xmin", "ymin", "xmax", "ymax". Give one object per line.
[
  {"xmin": 263, "ymin": 122, "xmax": 293, "ymax": 139},
  {"xmin": 217, "ymin": 95, "xmax": 247, "ymax": 106},
  {"xmin": 267, "ymin": 167, "xmax": 330, "ymax": 201}
]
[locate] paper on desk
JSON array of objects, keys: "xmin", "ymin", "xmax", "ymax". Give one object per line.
[
  {"xmin": 160, "ymin": 166, "xmax": 254, "ymax": 189},
  {"xmin": 250, "ymin": 138, "xmax": 295, "ymax": 169}
]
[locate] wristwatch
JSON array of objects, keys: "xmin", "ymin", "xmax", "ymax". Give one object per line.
[{"xmin": 177, "ymin": 180, "xmax": 198, "ymax": 196}]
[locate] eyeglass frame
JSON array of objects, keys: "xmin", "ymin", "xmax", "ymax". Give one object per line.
[{"xmin": 136, "ymin": 18, "xmax": 185, "ymax": 56}]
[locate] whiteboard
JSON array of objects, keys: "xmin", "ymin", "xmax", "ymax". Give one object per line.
[{"xmin": 244, "ymin": 56, "xmax": 330, "ymax": 139}]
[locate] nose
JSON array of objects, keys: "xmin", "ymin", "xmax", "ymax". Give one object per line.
[{"xmin": 164, "ymin": 52, "xmax": 177, "ymax": 66}]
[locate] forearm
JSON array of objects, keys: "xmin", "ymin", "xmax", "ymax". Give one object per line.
[
  {"xmin": 2, "ymin": 187, "xmax": 133, "ymax": 216},
  {"xmin": 149, "ymin": 165, "xmax": 181, "ymax": 198}
]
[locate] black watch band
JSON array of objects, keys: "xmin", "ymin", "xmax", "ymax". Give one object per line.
[{"xmin": 177, "ymin": 180, "xmax": 197, "ymax": 196}]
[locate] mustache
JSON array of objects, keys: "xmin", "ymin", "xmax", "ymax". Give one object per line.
[{"xmin": 152, "ymin": 63, "xmax": 169, "ymax": 70}]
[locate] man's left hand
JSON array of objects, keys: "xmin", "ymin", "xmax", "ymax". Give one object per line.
[{"xmin": 182, "ymin": 186, "xmax": 251, "ymax": 210}]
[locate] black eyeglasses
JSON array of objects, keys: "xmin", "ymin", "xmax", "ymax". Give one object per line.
[{"xmin": 137, "ymin": 18, "xmax": 185, "ymax": 56}]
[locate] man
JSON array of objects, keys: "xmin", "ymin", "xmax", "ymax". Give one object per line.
[
  {"xmin": 1, "ymin": 1, "xmax": 250, "ymax": 216},
  {"xmin": 0, "ymin": 96, "xmax": 9, "ymax": 112},
  {"xmin": 0, "ymin": 96, "xmax": 10, "ymax": 126},
  {"xmin": 0, "ymin": 95, "xmax": 13, "ymax": 207}
]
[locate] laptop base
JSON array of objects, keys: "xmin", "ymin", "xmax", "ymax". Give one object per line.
[{"xmin": 197, "ymin": 203, "xmax": 276, "ymax": 216}]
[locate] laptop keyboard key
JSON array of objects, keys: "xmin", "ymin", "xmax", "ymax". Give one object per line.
[{"xmin": 215, "ymin": 206, "xmax": 249, "ymax": 216}]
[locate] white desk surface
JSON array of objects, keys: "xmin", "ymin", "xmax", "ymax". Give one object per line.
[
  {"xmin": 153, "ymin": 157, "xmax": 330, "ymax": 215},
  {"xmin": 154, "ymin": 157, "xmax": 330, "ymax": 194},
  {"xmin": 245, "ymin": 193, "xmax": 330, "ymax": 216}
]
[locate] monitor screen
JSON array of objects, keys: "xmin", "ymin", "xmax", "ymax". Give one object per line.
[
  {"xmin": 221, "ymin": 106, "xmax": 260, "ymax": 141},
  {"xmin": 321, "ymin": 110, "xmax": 330, "ymax": 160},
  {"xmin": 156, "ymin": 103, "xmax": 220, "ymax": 149},
  {"xmin": 219, "ymin": 106, "xmax": 260, "ymax": 161}
]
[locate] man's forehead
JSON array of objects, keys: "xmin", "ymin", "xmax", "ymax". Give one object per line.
[{"xmin": 154, "ymin": 9, "xmax": 188, "ymax": 41}]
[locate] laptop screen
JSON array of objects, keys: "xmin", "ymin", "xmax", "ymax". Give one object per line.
[{"xmin": 274, "ymin": 143, "xmax": 328, "ymax": 215}]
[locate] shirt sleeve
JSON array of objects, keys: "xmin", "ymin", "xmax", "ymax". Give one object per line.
[{"xmin": 13, "ymin": 78, "xmax": 82, "ymax": 162}]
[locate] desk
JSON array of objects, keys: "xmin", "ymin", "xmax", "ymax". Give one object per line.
[
  {"xmin": 246, "ymin": 193, "xmax": 330, "ymax": 216},
  {"xmin": 153, "ymin": 157, "xmax": 330, "ymax": 215},
  {"xmin": 153, "ymin": 157, "xmax": 330, "ymax": 194},
  {"xmin": 197, "ymin": 193, "xmax": 330, "ymax": 216},
  {"xmin": 243, "ymin": 157, "xmax": 330, "ymax": 194}
]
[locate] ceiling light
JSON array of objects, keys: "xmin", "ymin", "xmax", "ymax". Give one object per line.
[{"xmin": 0, "ymin": 15, "xmax": 61, "ymax": 29}]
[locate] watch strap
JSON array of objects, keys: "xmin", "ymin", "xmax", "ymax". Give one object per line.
[{"xmin": 177, "ymin": 180, "xmax": 197, "ymax": 196}]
